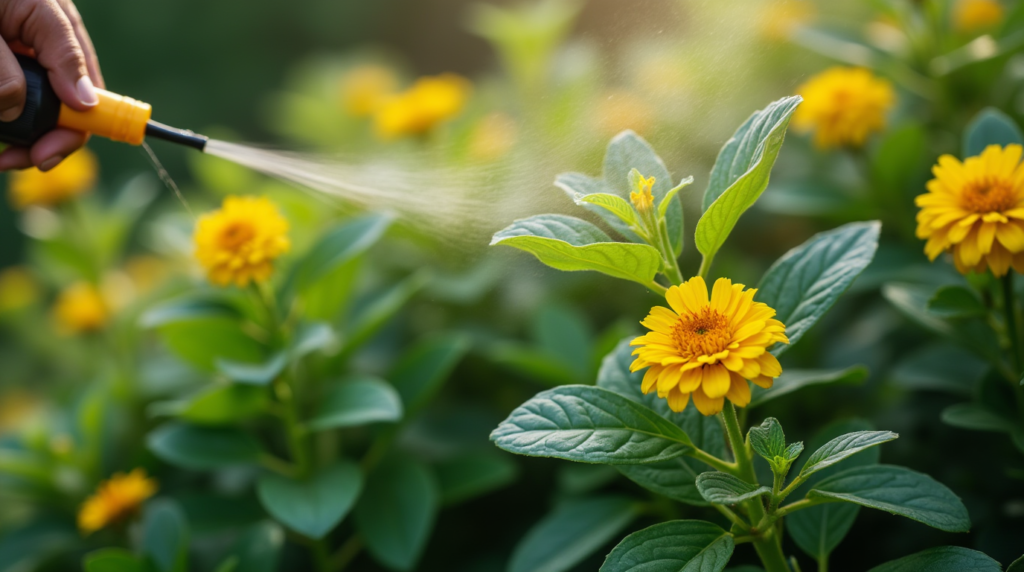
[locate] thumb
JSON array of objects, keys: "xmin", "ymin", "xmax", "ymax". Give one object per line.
[{"xmin": 10, "ymin": 0, "xmax": 96, "ymax": 110}]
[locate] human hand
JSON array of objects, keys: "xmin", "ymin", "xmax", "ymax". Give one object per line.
[{"xmin": 0, "ymin": 0, "xmax": 103, "ymax": 172}]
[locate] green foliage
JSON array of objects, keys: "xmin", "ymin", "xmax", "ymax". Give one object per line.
[
  {"xmin": 306, "ymin": 377, "xmax": 403, "ymax": 431},
  {"xmin": 749, "ymin": 366, "xmax": 868, "ymax": 408},
  {"xmin": 256, "ymin": 462, "xmax": 363, "ymax": 539},
  {"xmin": 83, "ymin": 549, "xmax": 146, "ymax": 572},
  {"xmin": 491, "ymin": 214, "xmax": 662, "ymax": 285},
  {"xmin": 696, "ymin": 472, "xmax": 772, "ymax": 504},
  {"xmin": 227, "ymin": 522, "xmax": 284, "ymax": 572},
  {"xmin": 757, "ymin": 221, "xmax": 881, "ymax": 354},
  {"xmin": 798, "ymin": 430, "xmax": 898, "ymax": 480},
  {"xmin": 286, "ymin": 212, "xmax": 393, "ymax": 294},
  {"xmin": 154, "ymin": 383, "xmax": 268, "ymax": 425},
  {"xmin": 490, "ymin": 385, "xmax": 693, "ymax": 464},
  {"xmin": 940, "ymin": 403, "xmax": 1017, "ymax": 432},
  {"xmin": 868, "ymin": 546, "xmax": 1002, "ymax": 572},
  {"xmin": 141, "ymin": 500, "xmax": 189, "ymax": 572},
  {"xmin": 600, "ymin": 520, "xmax": 734, "ymax": 572},
  {"xmin": 434, "ymin": 450, "xmax": 519, "ymax": 505},
  {"xmin": 963, "ymin": 107, "xmax": 1024, "ymax": 158},
  {"xmin": 147, "ymin": 423, "xmax": 264, "ymax": 470},
  {"xmin": 807, "ymin": 465, "xmax": 971, "ymax": 532},
  {"xmin": 696, "ymin": 96, "xmax": 801, "ymax": 261},
  {"xmin": 509, "ymin": 496, "xmax": 639, "ymax": 572},
  {"xmin": 390, "ymin": 334, "xmax": 470, "ymax": 414},
  {"xmin": 926, "ymin": 285, "xmax": 986, "ymax": 319},
  {"xmin": 748, "ymin": 417, "xmax": 803, "ymax": 475}
]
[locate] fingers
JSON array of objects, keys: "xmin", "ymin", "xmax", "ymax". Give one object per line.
[
  {"xmin": 1, "ymin": 0, "xmax": 97, "ymax": 111},
  {"xmin": 0, "ymin": 41, "xmax": 26, "ymax": 122},
  {"xmin": 28, "ymin": 127, "xmax": 87, "ymax": 170},
  {"xmin": 0, "ymin": 146, "xmax": 31, "ymax": 171},
  {"xmin": 55, "ymin": 0, "xmax": 102, "ymax": 88}
]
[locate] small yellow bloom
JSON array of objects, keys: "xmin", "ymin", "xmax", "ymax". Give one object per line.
[
  {"xmin": 759, "ymin": 0, "xmax": 815, "ymax": 41},
  {"xmin": 915, "ymin": 144, "xmax": 1024, "ymax": 277},
  {"xmin": 78, "ymin": 469, "xmax": 157, "ymax": 535},
  {"xmin": 341, "ymin": 65, "xmax": 398, "ymax": 117},
  {"xmin": 194, "ymin": 196, "xmax": 290, "ymax": 287},
  {"xmin": 630, "ymin": 276, "xmax": 789, "ymax": 416},
  {"xmin": 0, "ymin": 267, "xmax": 38, "ymax": 312},
  {"xmin": 596, "ymin": 91, "xmax": 654, "ymax": 137},
  {"xmin": 468, "ymin": 112, "xmax": 518, "ymax": 161},
  {"xmin": 53, "ymin": 282, "xmax": 108, "ymax": 335},
  {"xmin": 954, "ymin": 0, "xmax": 1003, "ymax": 33},
  {"xmin": 630, "ymin": 175, "xmax": 656, "ymax": 213},
  {"xmin": 793, "ymin": 67, "xmax": 895, "ymax": 149},
  {"xmin": 8, "ymin": 148, "xmax": 98, "ymax": 209},
  {"xmin": 374, "ymin": 74, "xmax": 471, "ymax": 139}
]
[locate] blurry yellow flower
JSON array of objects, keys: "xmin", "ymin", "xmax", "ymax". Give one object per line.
[
  {"xmin": 53, "ymin": 282, "xmax": 108, "ymax": 335},
  {"xmin": 596, "ymin": 91, "xmax": 654, "ymax": 137},
  {"xmin": 916, "ymin": 144, "xmax": 1024, "ymax": 277},
  {"xmin": 8, "ymin": 148, "xmax": 97, "ymax": 209},
  {"xmin": 78, "ymin": 469, "xmax": 157, "ymax": 535},
  {"xmin": 375, "ymin": 74, "xmax": 471, "ymax": 139},
  {"xmin": 0, "ymin": 267, "xmax": 38, "ymax": 312},
  {"xmin": 630, "ymin": 277, "xmax": 789, "ymax": 416},
  {"xmin": 954, "ymin": 0, "xmax": 1003, "ymax": 33},
  {"xmin": 760, "ymin": 0, "xmax": 816, "ymax": 41},
  {"xmin": 194, "ymin": 196, "xmax": 290, "ymax": 287},
  {"xmin": 341, "ymin": 65, "xmax": 398, "ymax": 117},
  {"xmin": 630, "ymin": 174, "xmax": 656, "ymax": 214},
  {"xmin": 0, "ymin": 390, "xmax": 42, "ymax": 434},
  {"xmin": 469, "ymin": 113, "xmax": 518, "ymax": 161},
  {"xmin": 793, "ymin": 67, "xmax": 895, "ymax": 149}
]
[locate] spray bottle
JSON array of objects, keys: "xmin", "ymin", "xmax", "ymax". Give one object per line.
[{"xmin": 0, "ymin": 54, "xmax": 208, "ymax": 152}]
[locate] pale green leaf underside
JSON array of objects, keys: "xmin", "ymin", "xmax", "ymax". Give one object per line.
[
  {"xmin": 799, "ymin": 430, "xmax": 898, "ymax": 479},
  {"xmin": 867, "ymin": 546, "xmax": 1002, "ymax": 572},
  {"xmin": 600, "ymin": 519, "xmax": 734, "ymax": 572},
  {"xmin": 696, "ymin": 472, "xmax": 772, "ymax": 505}
]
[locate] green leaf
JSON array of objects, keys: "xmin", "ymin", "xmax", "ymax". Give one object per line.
[
  {"xmin": 532, "ymin": 301, "xmax": 594, "ymax": 382},
  {"xmin": 927, "ymin": 285, "xmax": 986, "ymax": 319},
  {"xmin": 872, "ymin": 124, "xmax": 928, "ymax": 196},
  {"xmin": 749, "ymin": 366, "xmax": 868, "ymax": 408},
  {"xmin": 257, "ymin": 461, "xmax": 363, "ymax": 539},
  {"xmin": 603, "ymin": 130, "xmax": 684, "ymax": 250},
  {"xmin": 888, "ymin": 343, "xmax": 986, "ymax": 396},
  {"xmin": 215, "ymin": 353, "xmax": 287, "ymax": 386},
  {"xmin": 787, "ymin": 419, "xmax": 877, "ymax": 563},
  {"xmin": 510, "ymin": 496, "xmax": 639, "ymax": 572},
  {"xmin": 660, "ymin": 177, "xmax": 694, "ymax": 219},
  {"xmin": 141, "ymin": 296, "xmax": 243, "ymax": 328},
  {"xmin": 390, "ymin": 334, "xmax": 469, "ymax": 414},
  {"xmin": 229, "ymin": 521, "xmax": 284, "ymax": 572},
  {"xmin": 153, "ymin": 384, "xmax": 268, "ymax": 425},
  {"xmin": 1008, "ymin": 553, "xmax": 1024, "ymax": 572},
  {"xmin": 142, "ymin": 499, "xmax": 189, "ymax": 572},
  {"xmin": 696, "ymin": 472, "xmax": 771, "ymax": 505},
  {"xmin": 807, "ymin": 465, "xmax": 971, "ymax": 532},
  {"xmin": 213, "ymin": 557, "xmax": 238, "ymax": 572},
  {"xmin": 288, "ymin": 213, "xmax": 393, "ymax": 293},
  {"xmin": 756, "ymin": 221, "xmax": 881, "ymax": 354},
  {"xmin": 596, "ymin": 338, "xmax": 727, "ymax": 504},
  {"xmin": 491, "ymin": 214, "xmax": 662, "ymax": 285},
  {"xmin": 156, "ymin": 318, "xmax": 265, "ymax": 372},
  {"xmin": 748, "ymin": 417, "xmax": 787, "ymax": 460},
  {"xmin": 555, "ymin": 172, "xmax": 642, "ymax": 244},
  {"xmin": 340, "ymin": 272, "xmax": 427, "ymax": 354},
  {"xmin": 435, "ymin": 450, "xmax": 519, "ymax": 505},
  {"xmin": 940, "ymin": 403, "xmax": 1016, "ymax": 433},
  {"xmin": 147, "ymin": 423, "xmax": 263, "ymax": 470},
  {"xmin": 487, "ymin": 343, "xmax": 580, "ymax": 387},
  {"xmin": 300, "ymin": 256, "xmax": 361, "ymax": 322},
  {"xmin": 963, "ymin": 107, "xmax": 1024, "ymax": 158},
  {"xmin": 491, "ymin": 385, "xmax": 693, "ymax": 464},
  {"xmin": 306, "ymin": 377, "xmax": 403, "ymax": 431},
  {"xmin": 354, "ymin": 457, "xmax": 438, "ymax": 572},
  {"xmin": 868, "ymin": 546, "xmax": 1002, "ymax": 572},
  {"xmin": 83, "ymin": 549, "xmax": 145, "ymax": 572},
  {"xmin": 573, "ymin": 192, "xmax": 639, "ymax": 228},
  {"xmin": 600, "ymin": 520, "xmax": 734, "ymax": 572},
  {"xmin": 696, "ymin": 96, "xmax": 801, "ymax": 260},
  {"xmin": 799, "ymin": 431, "xmax": 898, "ymax": 479}
]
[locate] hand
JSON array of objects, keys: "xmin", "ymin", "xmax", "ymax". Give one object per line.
[{"xmin": 0, "ymin": 0, "xmax": 103, "ymax": 172}]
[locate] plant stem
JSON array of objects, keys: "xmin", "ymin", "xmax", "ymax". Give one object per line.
[
  {"xmin": 331, "ymin": 535, "xmax": 364, "ymax": 572},
  {"xmin": 698, "ymin": 253, "xmax": 715, "ymax": 280},
  {"xmin": 647, "ymin": 281, "xmax": 668, "ymax": 296},
  {"xmin": 720, "ymin": 402, "xmax": 790, "ymax": 572},
  {"xmin": 687, "ymin": 447, "xmax": 739, "ymax": 475},
  {"xmin": 713, "ymin": 503, "xmax": 751, "ymax": 532},
  {"xmin": 312, "ymin": 538, "xmax": 332, "ymax": 572},
  {"xmin": 818, "ymin": 554, "xmax": 829, "ymax": 572},
  {"xmin": 656, "ymin": 218, "xmax": 686, "ymax": 286},
  {"xmin": 1003, "ymin": 274, "xmax": 1023, "ymax": 375}
]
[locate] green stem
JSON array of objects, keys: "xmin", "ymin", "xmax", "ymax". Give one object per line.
[
  {"xmin": 1002, "ymin": 274, "xmax": 1024, "ymax": 425},
  {"xmin": 331, "ymin": 535, "xmax": 364, "ymax": 572},
  {"xmin": 818, "ymin": 554, "xmax": 829, "ymax": 572},
  {"xmin": 655, "ymin": 218, "xmax": 686, "ymax": 286},
  {"xmin": 312, "ymin": 538, "xmax": 331, "ymax": 572},
  {"xmin": 713, "ymin": 503, "xmax": 751, "ymax": 532},
  {"xmin": 687, "ymin": 447, "xmax": 739, "ymax": 475},
  {"xmin": 647, "ymin": 281, "xmax": 668, "ymax": 296},
  {"xmin": 698, "ymin": 253, "xmax": 715, "ymax": 280}
]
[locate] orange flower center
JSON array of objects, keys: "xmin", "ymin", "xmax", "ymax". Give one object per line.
[
  {"xmin": 218, "ymin": 221, "xmax": 256, "ymax": 250},
  {"xmin": 961, "ymin": 176, "xmax": 1017, "ymax": 213},
  {"xmin": 672, "ymin": 308, "xmax": 731, "ymax": 358}
]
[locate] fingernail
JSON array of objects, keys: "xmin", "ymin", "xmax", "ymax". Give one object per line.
[
  {"xmin": 0, "ymin": 107, "xmax": 20, "ymax": 122},
  {"xmin": 39, "ymin": 156, "xmax": 63, "ymax": 172},
  {"xmin": 76, "ymin": 76, "xmax": 98, "ymax": 106}
]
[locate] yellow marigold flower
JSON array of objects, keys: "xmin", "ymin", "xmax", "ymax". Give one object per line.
[
  {"xmin": 630, "ymin": 175, "xmax": 656, "ymax": 213},
  {"xmin": 469, "ymin": 112, "xmax": 518, "ymax": 161},
  {"xmin": 954, "ymin": 0, "xmax": 1003, "ymax": 33},
  {"xmin": 341, "ymin": 65, "xmax": 398, "ymax": 117},
  {"xmin": 915, "ymin": 144, "xmax": 1024, "ymax": 277},
  {"xmin": 630, "ymin": 276, "xmax": 789, "ymax": 416},
  {"xmin": 53, "ymin": 282, "xmax": 108, "ymax": 335},
  {"xmin": 7, "ymin": 148, "xmax": 97, "ymax": 209},
  {"xmin": 0, "ymin": 266, "xmax": 38, "ymax": 312},
  {"xmin": 78, "ymin": 469, "xmax": 157, "ymax": 535},
  {"xmin": 792, "ymin": 67, "xmax": 895, "ymax": 149},
  {"xmin": 760, "ymin": 0, "xmax": 815, "ymax": 41},
  {"xmin": 194, "ymin": 196, "xmax": 290, "ymax": 287},
  {"xmin": 374, "ymin": 74, "xmax": 471, "ymax": 139}
]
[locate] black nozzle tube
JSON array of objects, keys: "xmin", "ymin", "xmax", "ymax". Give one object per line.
[{"xmin": 145, "ymin": 120, "xmax": 208, "ymax": 151}]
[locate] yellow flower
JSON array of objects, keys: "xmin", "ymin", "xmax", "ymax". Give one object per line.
[
  {"xmin": 468, "ymin": 112, "xmax": 518, "ymax": 161},
  {"xmin": 53, "ymin": 282, "xmax": 108, "ymax": 335},
  {"xmin": 596, "ymin": 91, "xmax": 654, "ymax": 138},
  {"xmin": 915, "ymin": 144, "xmax": 1024, "ymax": 277},
  {"xmin": 0, "ymin": 267, "xmax": 38, "ymax": 312},
  {"xmin": 8, "ymin": 148, "xmax": 98, "ymax": 209},
  {"xmin": 78, "ymin": 469, "xmax": 157, "ymax": 535},
  {"xmin": 759, "ymin": 0, "xmax": 815, "ymax": 41},
  {"xmin": 630, "ymin": 175, "xmax": 656, "ymax": 213},
  {"xmin": 341, "ymin": 65, "xmax": 398, "ymax": 117},
  {"xmin": 630, "ymin": 276, "xmax": 789, "ymax": 416},
  {"xmin": 194, "ymin": 196, "xmax": 290, "ymax": 287},
  {"xmin": 374, "ymin": 74, "xmax": 471, "ymax": 139},
  {"xmin": 792, "ymin": 67, "xmax": 895, "ymax": 149},
  {"xmin": 954, "ymin": 0, "xmax": 1003, "ymax": 33}
]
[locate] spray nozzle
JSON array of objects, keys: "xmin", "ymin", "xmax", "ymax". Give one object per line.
[{"xmin": 145, "ymin": 120, "xmax": 208, "ymax": 151}]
